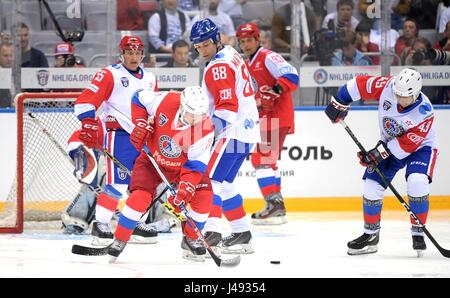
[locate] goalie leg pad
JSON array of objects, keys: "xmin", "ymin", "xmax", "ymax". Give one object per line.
[{"xmin": 62, "ymin": 184, "xmax": 97, "ymax": 234}]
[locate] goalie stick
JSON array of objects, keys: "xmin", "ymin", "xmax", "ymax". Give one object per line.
[
  {"xmin": 339, "ymin": 119, "xmax": 450, "ymax": 258},
  {"xmin": 142, "ymin": 145, "xmax": 241, "ymax": 268}
]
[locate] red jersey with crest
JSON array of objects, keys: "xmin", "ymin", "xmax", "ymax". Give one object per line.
[
  {"xmin": 131, "ymin": 90, "xmax": 214, "ymax": 185},
  {"xmin": 245, "ymin": 47, "xmax": 299, "ymax": 132},
  {"xmin": 74, "ymin": 63, "xmax": 157, "ymax": 133},
  {"xmin": 338, "ymin": 76, "xmax": 437, "ymax": 159}
]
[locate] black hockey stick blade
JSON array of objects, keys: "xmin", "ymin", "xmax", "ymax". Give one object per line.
[{"xmin": 71, "ymin": 244, "xmax": 110, "ymax": 256}]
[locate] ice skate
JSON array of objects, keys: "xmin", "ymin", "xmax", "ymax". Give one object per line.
[
  {"xmin": 204, "ymin": 231, "xmax": 222, "ymax": 257},
  {"xmin": 251, "ymin": 193, "xmax": 287, "ymax": 225},
  {"xmin": 412, "ymin": 235, "xmax": 426, "ymax": 258},
  {"xmin": 108, "ymin": 239, "xmax": 127, "ymax": 263},
  {"xmin": 129, "ymin": 222, "xmax": 158, "ymax": 244},
  {"xmin": 221, "ymin": 231, "xmax": 254, "ymax": 254},
  {"xmin": 347, "ymin": 232, "xmax": 379, "ymax": 255},
  {"xmin": 91, "ymin": 221, "xmax": 114, "ymax": 246},
  {"xmin": 181, "ymin": 236, "xmax": 206, "ymax": 262}
]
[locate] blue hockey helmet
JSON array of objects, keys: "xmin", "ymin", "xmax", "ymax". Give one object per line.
[{"xmin": 190, "ymin": 18, "xmax": 220, "ymax": 44}]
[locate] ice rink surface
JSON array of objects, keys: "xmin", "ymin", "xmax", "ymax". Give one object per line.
[{"xmin": 1, "ymin": 211, "xmax": 450, "ymax": 278}]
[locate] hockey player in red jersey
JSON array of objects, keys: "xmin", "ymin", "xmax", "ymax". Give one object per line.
[
  {"xmin": 325, "ymin": 68, "xmax": 438, "ymax": 257},
  {"xmin": 236, "ymin": 22, "xmax": 299, "ymax": 225},
  {"xmin": 69, "ymin": 36, "xmax": 159, "ymax": 245},
  {"xmin": 107, "ymin": 86, "xmax": 215, "ymax": 262},
  {"xmin": 190, "ymin": 18, "xmax": 261, "ymax": 254}
]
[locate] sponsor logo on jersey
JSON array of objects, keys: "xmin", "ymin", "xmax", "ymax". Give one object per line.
[
  {"xmin": 159, "ymin": 135, "xmax": 182, "ymax": 158},
  {"xmin": 383, "ymin": 117, "xmax": 405, "ymax": 137},
  {"xmin": 383, "ymin": 100, "xmax": 392, "ymax": 111},
  {"xmin": 244, "ymin": 119, "xmax": 255, "ymax": 129},
  {"xmin": 36, "ymin": 69, "xmax": 50, "ymax": 86},
  {"xmin": 219, "ymin": 88, "xmax": 232, "ymax": 100},
  {"xmin": 120, "ymin": 77, "xmax": 129, "ymax": 87},
  {"xmin": 407, "ymin": 132, "xmax": 424, "ymax": 144},
  {"xmin": 117, "ymin": 167, "xmax": 128, "ymax": 180},
  {"xmin": 254, "ymin": 61, "xmax": 262, "ymax": 70},
  {"xmin": 313, "ymin": 69, "xmax": 328, "ymax": 85},
  {"xmin": 158, "ymin": 113, "xmax": 168, "ymax": 127},
  {"xmin": 280, "ymin": 66, "xmax": 294, "ymax": 74},
  {"xmin": 419, "ymin": 103, "xmax": 432, "ymax": 115}
]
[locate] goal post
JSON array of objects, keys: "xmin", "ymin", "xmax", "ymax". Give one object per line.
[{"xmin": 0, "ymin": 92, "xmax": 82, "ymax": 233}]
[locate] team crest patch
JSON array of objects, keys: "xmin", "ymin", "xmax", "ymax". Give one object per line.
[
  {"xmin": 159, "ymin": 135, "xmax": 182, "ymax": 158},
  {"xmin": 158, "ymin": 113, "xmax": 168, "ymax": 126},
  {"xmin": 382, "ymin": 117, "xmax": 405, "ymax": 137},
  {"xmin": 383, "ymin": 100, "xmax": 392, "ymax": 111},
  {"xmin": 117, "ymin": 167, "xmax": 128, "ymax": 180},
  {"xmin": 120, "ymin": 77, "xmax": 129, "ymax": 87}
]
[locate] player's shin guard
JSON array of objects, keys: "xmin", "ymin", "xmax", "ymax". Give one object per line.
[
  {"xmin": 92, "ymin": 190, "xmax": 121, "ymax": 246},
  {"xmin": 114, "ymin": 190, "xmax": 153, "ymax": 244},
  {"xmin": 407, "ymin": 173, "xmax": 429, "ymax": 257}
]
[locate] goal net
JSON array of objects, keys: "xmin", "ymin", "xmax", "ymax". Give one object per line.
[{"xmin": 0, "ymin": 93, "xmax": 82, "ymax": 233}]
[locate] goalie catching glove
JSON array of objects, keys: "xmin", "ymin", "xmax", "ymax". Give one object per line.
[
  {"xmin": 130, "ymin": 119, "xmax": 154, "ymax": 151},
  {"xmin": 357, "ymin": 141, "xmax": 391, "ymax": 167},
  {"xmin": 167, "ymin": 181, "xmax": 196, "ymax": 213},
  {"xmin": 325, "ymin": 96, "xmax": 349, "ymax": 123}
]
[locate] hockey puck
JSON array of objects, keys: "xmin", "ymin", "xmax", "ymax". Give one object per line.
[{"xmin": 270, "ymin": 260, "xmax": 281, "ymax": 264}]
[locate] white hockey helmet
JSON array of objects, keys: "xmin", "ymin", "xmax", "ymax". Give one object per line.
[
  {"xmin": 180, "ymin": 86, "xmax": 209, "ymax": 125},
  {"xmin": 393, "ymin": 68, "xmax": 422, "ymax": 100}
]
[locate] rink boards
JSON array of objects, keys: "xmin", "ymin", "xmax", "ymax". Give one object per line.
[{"xmin": 1, "ymin": 107, "xmax": 449, "ymax": 212}]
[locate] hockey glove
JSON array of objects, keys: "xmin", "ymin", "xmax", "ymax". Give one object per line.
[
  {"xmin": 130, "ymin": 119, "xmax": 154, "ymax": 151},
  {"xmin": 357, "ymin": 141, "xmax": 390, "ymax": 167},
  {"xmin": 168, "ymin": 181, "xmax": 196, "ymax": 213},
  {"xmin": 79, "ymin": 118, "xmax": 100, "ymax": 149},
  {"xmin": 325, "ymin": 96, "xmax": 350, "ymax": 123},
  {"xmin": 259, "ymin": 85, "xmax": 280, "ymax": 112}
]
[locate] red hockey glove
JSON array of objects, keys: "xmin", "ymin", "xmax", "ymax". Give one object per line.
[
  {"xmin": 167, "ymin": 181, "xmax": 196, "ymax": 213},
  {"xmin": 130, "ymin": 119, "xmax": 154, "ymax": 151},
  {"xmin": 259, "ymin": 85, "xmax": 280, "ymax": 112},
  {"xmin": 325, "ymin": 96, "xmax": 349, "ymax": 123},
  {"xmin": 79, "ymin": 118, "xmax": 100, "ymax": 149},
  {"xmin": 357, "ymin": 141, "xmax": 390, "ymax": 167}
]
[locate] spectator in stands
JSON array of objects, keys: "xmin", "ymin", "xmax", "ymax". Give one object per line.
[
  {"xmin": 434, "ymin": 20, "xmax": 450, "ymax": 51},
  {"xmin": 148, "ymin": 0, "xmax": 190, "ymax": 53},
  {"xmin": 191, "ymin": 0, "xmax": 236, "ymax": 47},
  {"xmin": 439, "ymin": 0, "xmax": 450, "ymax": 34},
  {"xmin": 218, "ymin": 0, "xmax": 246, "ymax": 28},
  {"xmin": 322, "ymin": 0, "xmax": 359, "ymax": 32},
  {"xmin": 272, "ymin": 3, "xmax": 315, "ymax": 53},
  {"xmin": 309, "ymin": 0, "xmax": 328, "ymax": 32},
  {"xmin": 331, "ymin": 31, "xmax": 372, "ymax": 66},
  {"xmin": 395, "ymin": 18, "xmax": 419, "ymax": 58},
  {"xmin": 54, "ymin": 42, "xmax": 85, "ymax": 68},
  {"xmin": 407, "ymin": 0, "xmax": 439, "ymax": 29},
  {"xmin": 163, "ymin": 39, "xmax": 194, "ymax": 67},
  {"xmin": 403, "ymin": 37, "xmax": 432, "ymax": 65},
  {"xmin": 391, "ymin": 0, "xmax": 412, "ymax": 31},
  {"xmin": 117, "ymin": 0, "xmax": 145, "ymax": 30},
  {"xmin": 355, "ymin": 20, "xmax": 380, "ymax": 65},
  {"xmin": 14, "ymin": 23, "xmax": 48, "ymax": 68},
  {"xmin": 260, "ymin": 30, "xmax": 271, "ymax": 49},
  {"xmin": 0, "ymin": 43, "xmax": 13, "ymax": 108},
  {"xmin": 369, "ymin": 18, "xmax": 400, "ymax": 51}
]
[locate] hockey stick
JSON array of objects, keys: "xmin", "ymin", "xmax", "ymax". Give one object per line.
[
  {"xmin": 339, "ymin": 119, "xmax": 450, "ymax": 258},
  {"xmin": 143, "ymin": 145, "xmax": 241, "ymax": 268},
  {"xmin": 71, "ymin": 183, "xmax": 170, "ymax": 256}
]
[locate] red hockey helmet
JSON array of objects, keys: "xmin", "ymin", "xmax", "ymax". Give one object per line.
[
  {"xmin": 119, "ymin": 35, "xmax": 145, "ymax": 52},
  {"xmin": 236, "ymin": 23, "xmax": 260, "ymax": 41}
]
